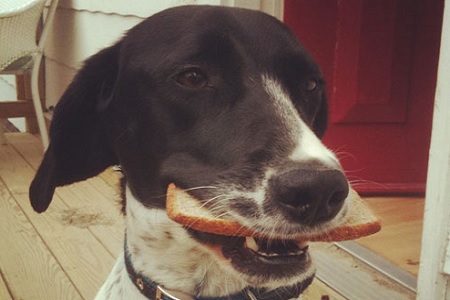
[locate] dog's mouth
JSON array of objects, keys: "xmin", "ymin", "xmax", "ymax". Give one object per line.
[
  {"xmin": 237, "ymin": 236, "xmax": 309, "ymax": 258},
  {"xmin": 188, "ymin": 229, "xmax": 311, "ymax": 280}
]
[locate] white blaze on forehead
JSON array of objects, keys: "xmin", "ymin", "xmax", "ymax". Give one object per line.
[
  {"xmin": 292, "ymin": 120, "xmax": 338, "ymax": 164},
  {"xmin": 261, "ymin": 74, "xmax": 338, "ymax": 165},
  {"xmin": 261, "ymin": 74, "xmax": 301, "ymax": 140}
]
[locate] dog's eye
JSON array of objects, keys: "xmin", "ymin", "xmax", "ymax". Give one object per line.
[
  {"xmin": 174, "ymin": 68, "xmax": 207, "ymax": 89},
  {"xmin": 304, "ymin": 79, "xmax": 318, "ymax": 92}
]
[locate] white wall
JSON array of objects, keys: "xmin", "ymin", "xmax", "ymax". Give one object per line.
[
  {"xmin": 44, "ymin": 0, "xmax": 283, "ymax": 108},
  {"xmin": 417, "ymin": 0, "xmax": 450, "ymax": 298}
]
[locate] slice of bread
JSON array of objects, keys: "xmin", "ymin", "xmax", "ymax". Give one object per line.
[{"xmin": 166, "ymin": 183, "xmax": 381, "ymax": 242}]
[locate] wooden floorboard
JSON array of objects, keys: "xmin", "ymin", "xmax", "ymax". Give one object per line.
[
  {"xmin": 302, "ymin": 279, "xmax": 346, "ymax": 300},
  {"xmin": 11, "ymin": 133, "xmax": 125, "ymax": 256},
  {"xmin": 357, "ymin": 197, "xmax": 423, "ymax": 276},
  {"xmin": 0, "ymin": 169, "xmax": 82, "ymax": 299},
  {"xmin": 0, "ymin": 132, "xmax": 423, "ymax": 299},
  {"xmin": 0, "ymin": 134, "xmax": 123, "ymax": 299},
  {"xmin": 0, "ymin": 270, "xmax": 12, "ymax": 300}
]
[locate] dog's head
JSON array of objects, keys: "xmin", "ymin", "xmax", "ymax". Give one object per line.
[{"xmin": 30, "ymin": 5, "xmax": 349, "ymax": 294}]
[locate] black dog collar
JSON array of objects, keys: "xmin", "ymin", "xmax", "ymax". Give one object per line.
[{"xmin": 124, "ymin": 238, "xmax": 313, "ymax": 300}]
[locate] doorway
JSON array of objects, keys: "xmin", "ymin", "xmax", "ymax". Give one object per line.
[{"xmin": 284, "ymin": 0, "xmax": 444, "ymax": 294}]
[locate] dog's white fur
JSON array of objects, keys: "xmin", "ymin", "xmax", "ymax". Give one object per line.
[
  {"xmin": 262, "ymin": 75, "xmax": 337, "ymax": 165},
  {"xmin": 95, "ymin": 187, "xmax": 317, "ymax": 300},
  {"xmin": 213, "ymin": 76, "xmax": 348, "ymax": 236},
  {"xmin": 94, "ymin": 77, "xmax": 347, "ymax": 300}
]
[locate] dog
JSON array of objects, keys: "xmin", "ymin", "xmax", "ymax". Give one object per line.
[{"xmin": 29, "ymin": 5, "xmax": 351, "ymax": 300}]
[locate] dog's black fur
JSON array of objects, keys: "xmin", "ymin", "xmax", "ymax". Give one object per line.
[
  {"xmin": 30, "ymin": 5, "xmax": 332, "ymax": 212},
  {"xmin": 30, "ymin": 6, "xmax": 349, "ymax": 298}
]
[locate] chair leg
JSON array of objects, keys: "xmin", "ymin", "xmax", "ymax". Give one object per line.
[
  {"xmin": 31, "ymin": 52, "xmax": 49, "ymax": 150},
  {"xmin": 0, "ymin": 122, "xmax": 7, "ymax": 145}
]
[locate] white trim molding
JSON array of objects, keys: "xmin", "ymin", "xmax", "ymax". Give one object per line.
[
  {"xmin": 220, "ymin": 0, "xmax": 283, "ymax": 20},
  {"xmin": 417, "ymin": 0, "xmax": 450, "ymax": 298}
]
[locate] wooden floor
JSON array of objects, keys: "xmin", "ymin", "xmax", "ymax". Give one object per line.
[
  {"xmin": 357, "ymin": 196, "xmax": 423, "ymax": 276},
  {"xmin": 0, "ymin": 133, "xmax": 124, "ymax": 299},
  {"xmin": 0, "ymin": 133, "xmax": 422, "ymax": 299}
]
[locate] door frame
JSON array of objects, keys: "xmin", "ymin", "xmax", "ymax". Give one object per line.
[{"xmin": 417, "ymin": 0, "xmax": 450, "ymax": 297}]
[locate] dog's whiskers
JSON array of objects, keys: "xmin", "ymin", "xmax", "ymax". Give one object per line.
[
  {"xmin": 131, "ymin": 186, "xmax": 220, "ymax": 202},
  {"xmin": 199, "ymin": 194, "xmax": 230, "ymax": 210},
  {"xmin": 183, "ymin": 186, "xmax": 219, "ymax": 192},
  {"xmin": 213, "ymin": 211, "xmax": 233, "ymax": 219}
]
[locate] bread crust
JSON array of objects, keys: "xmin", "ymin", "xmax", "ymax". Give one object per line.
[{"xmin": 166, "ymin": 183, "xmax": 381, "ymax": 242}]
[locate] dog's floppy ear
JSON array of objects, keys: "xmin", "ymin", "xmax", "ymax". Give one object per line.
[
  {"xmin": 312, "ymin": 93, "xmax": 328, "ymax": 139},
  {"xmin": 29, "ymin": 43, "xmax": 120, "ymax": 213}
]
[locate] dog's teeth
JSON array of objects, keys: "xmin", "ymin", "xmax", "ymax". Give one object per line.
[
  {"xmin": 245, "ymin": 237, "xmax": 259, "ymax": 252},
  {"xmin": 297, "ymin": 241, "xmax": 309, "ymax": 250}
]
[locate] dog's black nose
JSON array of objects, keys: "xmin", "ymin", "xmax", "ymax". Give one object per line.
[{"xmin": 270, "ymin": 166, "xmax": 349, "ymax": 226}]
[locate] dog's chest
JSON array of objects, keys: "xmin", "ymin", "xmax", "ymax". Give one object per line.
[
  {"xmin": 122, "ymin": 189, "xmax": 249, "ymax": 297},
  {"xmin": 95, "ymin": 255, "xmax": 304, "ymax": 300}
]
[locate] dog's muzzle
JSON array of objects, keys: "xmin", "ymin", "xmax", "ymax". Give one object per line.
[{"xmin": 125, "ymin": 238, "xmax": 313, "ymax": 300}]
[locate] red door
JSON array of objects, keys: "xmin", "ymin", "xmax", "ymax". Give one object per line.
[{"xmin": 284, "ymin": 0, "xmax": 444, "ymax": 195}]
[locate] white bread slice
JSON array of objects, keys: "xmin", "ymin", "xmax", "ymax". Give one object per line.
[{"xmin": 166, "ymin": 183, "xmax": 381, "ymax": 242}]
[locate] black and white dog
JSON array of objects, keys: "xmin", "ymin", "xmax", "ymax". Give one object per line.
[{"xmin": 30, "ymin": 5, "xmax": 351, "ymax": 300}]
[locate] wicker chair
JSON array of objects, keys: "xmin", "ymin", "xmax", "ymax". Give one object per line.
[{"xmin": 0, "ymin": 0, "xmax": 59, "ymax": 149}]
